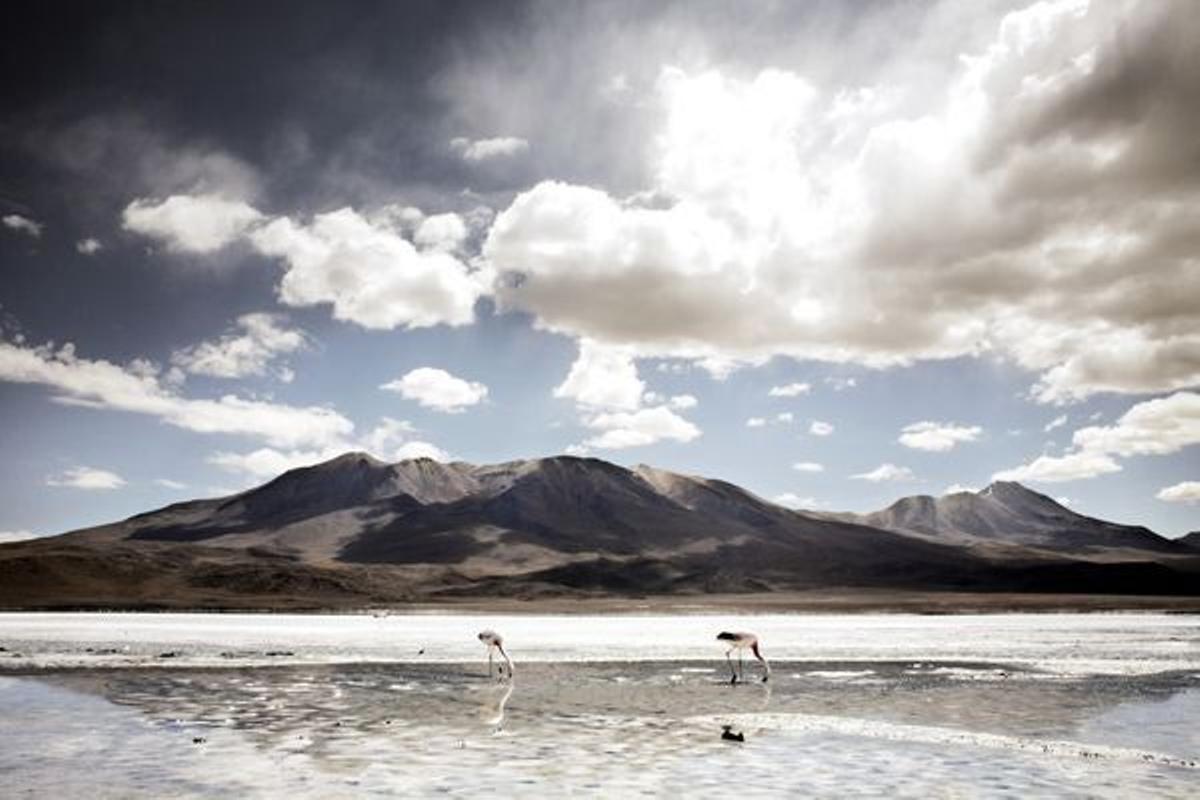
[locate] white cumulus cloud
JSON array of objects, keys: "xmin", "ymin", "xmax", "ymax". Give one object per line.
[
  {"xmin": 209, "ymin": 417, "xmax": 447, "ymax": 480},
  {"xmin": 1044, "ymin": 414, "xmax": 1068, "ymax": 433},
  {"xmin": 413, "ymin": 212, "xmax": 469, "ymax": 252},
  {"xmin": 898, "ymin": 421, "xmax": 982, "ymax": 452},
  {"xmin": 393, "ymin": 441, "xmax": 451, "ymax": 461},
  {"xmin": 208, "ymin": 448, "xmax": 329, "ymax": 481},
  {"xmin": 76, "ymin": 238, "xmax": 103, "ymax": 255},
  {"xmin": 554, "ymin": 340, "xmax": 645, "ymax": 411},
  {"xmin": 582, "ymin": 406, "xmax": 701, "ymax": 449},
  {"xmin": 668, "ymin": 394, "xmax": 697, "ymax": 410},
  {"xmin": 0, "ymin": 338, "xmax": 353, "ymax": 450},
  {"xmin": 809, "ymin": 420, "xmax": 834, "ymax": 436},
  {"xmin": 2, "ymin": 214, "xmax": 42, "ymax": 237},
  {"xmin": 773, "ymin": 493, "xmax": 819, "ymax": 510},
  {"xmin": 792, "ymin": 461, "xmax": 824, "ymax": 473},
  {"xmin": 451, "ymin": 136, "xmax": 530, "ymax": 161},
  {"xmin": 852, "ymin": 463, "xmax": 914, "ymax": 482},
  {"xmin": 46, "ymin": 466, "xmax": 126, "ymax": 490},
  {"xmin": 122, "ymin": 194, "xmax": 262, "ymax": 252},
  {"xmin": 171, "ymin": 313, "xmax": 306, "ymax": 380},
  {"xmin": 1156, "ymin": 481, "xmax": 1200, "ymax": 505},
  {"xmin": 357, "ymin": 417, "xmax": 418, "ymax": 458},
  {"xmin": 769, "ymin": 382, "xmax": 810, "ymax": 398},
  {"xmin": 382, "ymin": 367, "xmax": 489, "ymax": 413},
  {"xmin": 825, "ymin": 377, "xmax": 857, "ymax": 391},
  {"xmin": 123, "ymin": 197, "xmax": 489, "ymax": 331},
  {"xmin": 483, "ymin": 2, "xmax": 1200, "ymax": 403},
  {"xmin": 1070, "ymin": 392, "xmax": 1200, "ymax": 458},
  {"xmin": 995, "ymin": 392, "xmax": 1200, "ymax": 483},
  {"xmin": 251, "ymin": 208, "xmax": 488, "ymax": 330},
  {"xmin": 992, "ymin": 451, "xmax": 1122, "ymax": 484}
]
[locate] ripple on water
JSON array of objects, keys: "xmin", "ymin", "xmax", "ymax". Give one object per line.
[{"xmin": 0, "ymin": 661, "xmax": 1197, "ymax": 797}]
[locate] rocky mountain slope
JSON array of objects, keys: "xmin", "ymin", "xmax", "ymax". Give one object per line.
[
  {"xmin": 854, "ymin": 481, "xmax": 1189, "ymax": 558},
  {"xmin": 1, "ymin": 454, "xmax": 1195, "ymax": 609}
]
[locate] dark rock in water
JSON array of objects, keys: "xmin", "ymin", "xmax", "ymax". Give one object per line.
[
  {"xmin": 265, "ymin": 650, "xmax": 294, "ymax": 657},
  {"xmin": 192, "ymin": 737, "xmax": 206, "ymax": 744},
  {"xmin": 157, "ymin": 651, "xmax": 179, "ymax": 659},
  {"xmin": 721, "ymin": 725, "xmax": 745, "ymax": 742}
]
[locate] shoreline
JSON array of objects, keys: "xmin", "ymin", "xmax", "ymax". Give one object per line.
[{"xmin": 3, "ymin": 590, "xmax": 1200, "ymax": 615}]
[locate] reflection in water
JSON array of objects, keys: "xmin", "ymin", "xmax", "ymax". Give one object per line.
[
  {"xmin": 480, "ymin": 678, "xmax": 514, "ymax": 734},
  {"xmin": 719, "ymin": 675, "xmax": 772, "ymax": 742},
  {"xmin": 1, "ymin": 662, "xmax": 1197, "ymax": 797},
  {"xmin": 26, "ymin": 661, "xmax": 1200, "ymax": 746},
  {"xmin": 757, "ymin": 679, "xmax": 772, "ymax": 713}
]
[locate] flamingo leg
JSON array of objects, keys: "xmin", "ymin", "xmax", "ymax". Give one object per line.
[
  {"xmin": 725, "ymin": 649, "xmax": 737, "ymax": 684},
  {"xmin": 738, "ymin": 650, "xmax": 745, "ymax": 681},
  {"xmin": 488, "ymin": 649, "xmax": 494, "ymax": 677},
  {"xmin": 497, "ymin": 645, "xmax": 513, "ymax": 679}
]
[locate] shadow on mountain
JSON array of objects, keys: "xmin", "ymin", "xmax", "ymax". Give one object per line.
[{"xmin": 2, "ymin": 454, "xmax": 1197, "ymax": 609}]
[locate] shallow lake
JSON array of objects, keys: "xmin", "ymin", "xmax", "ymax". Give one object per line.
[{"xmin": 1, "ymin": 613, "xmax": 1197, "ymax": 797}]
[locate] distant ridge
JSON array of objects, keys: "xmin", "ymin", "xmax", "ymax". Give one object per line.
[
  {"xmin": 0, "ymin": 453, "xmax": 1196, "ymax": 609},
  {"xmin": 856, "ymin": 481, "xmax": 1187, "ymax": 556}
]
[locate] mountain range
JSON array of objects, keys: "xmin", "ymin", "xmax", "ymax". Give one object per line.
[{"xmin": 1, "ymin": 453, "xmax": 1196, "ymax": 609}]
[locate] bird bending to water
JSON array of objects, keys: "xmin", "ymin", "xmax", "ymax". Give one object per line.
[
  {"xmin": 717, "ymin": 631, "xmax": 770, "ymax": 684},
  {"xmin": 477, "ymin": 629, "xmax": 513, "ymax": 678}
]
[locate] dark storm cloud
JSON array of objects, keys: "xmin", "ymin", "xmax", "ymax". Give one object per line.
[
  {"xmin": 0, "ymin": 0, "xmax": 539, "ymax": 360},
  {"xmin": 1, "ymin": 0, "xmax": 536, "ymax": 218}
]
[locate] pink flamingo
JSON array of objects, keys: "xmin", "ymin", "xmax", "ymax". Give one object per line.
[
  {"xmin": 717, "ymin": 631, "xmax": 770, "ymax": 684},
  {"xmin": 477, "ymin": 629, "xmax": 513, "ymax": 678}
]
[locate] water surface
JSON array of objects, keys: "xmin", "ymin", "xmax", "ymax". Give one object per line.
[{"xmin": 1, "ymin": 613, "xmax": 1197, "ymax": 797}]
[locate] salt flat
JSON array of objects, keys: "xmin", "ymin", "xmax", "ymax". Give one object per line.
[
  {"xmin": 1, "ymin": 613, "xmax": 1198, "ymax": 797},
  {"xmin": 1, "ymin": 611, "xmax": 1198, "ymax": 675}
]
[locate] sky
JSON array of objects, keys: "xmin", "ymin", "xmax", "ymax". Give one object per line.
[{"xmin": 0, "ymin": 0, "xmax": 1197, "ymax": 541}]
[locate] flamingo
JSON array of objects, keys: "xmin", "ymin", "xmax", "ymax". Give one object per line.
[
  {"xmin": 717, "ymin": 631, "xmax": 770, "ymax": 684},
  {"xmin": 477, "ymin": 629, "xmax": 513, "ymax": 679}
]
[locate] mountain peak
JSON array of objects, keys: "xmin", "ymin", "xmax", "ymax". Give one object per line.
[
  {"xmin": 979, "ymin": 481, "xmax": 1067, "ymax": 512},
  {"xmin": 310, "ymin": 451, "xmax": 389, "ymax": 470},
  {"xmin": 981, "ymin": 480, "xmax": 1032, "ymax": 495},
  {"xmin": 862, "ymin": 479, "xmax": 1180, "ymax": 554},
  {"xmin": 26, "ymin": 452, "xmax": 1197, "ymax": 609}
]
